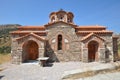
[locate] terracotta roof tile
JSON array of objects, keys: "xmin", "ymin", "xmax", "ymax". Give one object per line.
[
  {"xmin": 18, "ymin": 26, "xmax": 45, "ymax": 30},
  {"xmin": 75, "ymin": 25, "xmax": 106, "ymax": 31},
  {"xmin": 81, "ymin": 32, "xmax": 105, "ymax": 41},
  {"xmin": 16, "ymin": 33, "xmax": 46, "ymax": 41},
  {"xmin": 78, "ymin": 25, "xmax": 106, "ymax": 28},
  {"xmin": 44, "ymin": 21, "xmax": 77, "ymax": 28},
  {"xmin": 10, "ymin": 31, "xmax": 47, "ymax": 34},
  {"xmin": 76, "ymin": 31, "xmax": 113, "ymax": 34}
]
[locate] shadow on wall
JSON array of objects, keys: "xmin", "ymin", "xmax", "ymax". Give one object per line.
[
  {"xmin": 44, "ymin": 41, "xmax": 59, "ymax": 62},
  {"xmin": 105, "ymin": 45, "xmax": 112, "ymax": 62}
]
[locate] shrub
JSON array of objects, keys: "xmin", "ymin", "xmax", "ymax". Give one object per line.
[{"xmin": 0, "ymin": 46, "xmax": 11, "ymax": 54}]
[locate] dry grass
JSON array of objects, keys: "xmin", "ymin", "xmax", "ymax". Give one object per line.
[{"xmin": 0, "ymin": 54, "xmax": 11, "ymax": 64}]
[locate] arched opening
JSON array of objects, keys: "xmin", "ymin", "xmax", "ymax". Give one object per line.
[
  {"xmin": 51, "ymin": 16, "xmax": 55, "ymax": 22},
  {"xmin": 58, "ymin": 35, "xmax": 62, "ymax": 50},
  {"xmin": 58, "ymin": 14, "xmax": 64, "ymax": 21},
  {"xmin": 22, "ymin": 40, "xmax": 39, "ymax": 62},
  {"xmin": 88, "ymin": 41, "xmax": 99, "ymax": 62}
]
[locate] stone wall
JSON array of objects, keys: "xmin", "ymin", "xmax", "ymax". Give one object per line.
[
  {"xmin": 78, "ymin": 33, "xmax": 114, "ymax": 63},
  {"xmin": 11, "ymin": 35, "xmax": 45, "ymax": 64},
  {"xmin": 113, "ymin": 37, "xmax": 119, "ymax": 61},
  {"xmin": 45, "ymin": 23, "xmax": 81, "ymax": 62}
]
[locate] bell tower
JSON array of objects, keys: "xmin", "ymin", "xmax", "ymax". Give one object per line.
[{"xmin": 49, "ymin": 9, "xmax": 74, "ymax": 23}]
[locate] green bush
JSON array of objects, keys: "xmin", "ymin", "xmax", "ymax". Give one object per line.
[{"xmin": 0, "ymin": 46, "xmax": 11, "ymax": 54}]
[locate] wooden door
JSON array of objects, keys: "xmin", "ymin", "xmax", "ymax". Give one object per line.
[
  {"xmin": 28, "ymin": 41, "xmax": 38, "ymax": 60},
  {"xmin": 88, "ymin": 41, "xmax": 98, "ymax": 62}
]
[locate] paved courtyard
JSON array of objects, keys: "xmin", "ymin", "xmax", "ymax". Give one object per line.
[
  {"xmin": 0, "ymin": 61, "xmax": 120, "ymax": 80},
  {"xmin": 77, "ymin": 72, "xmax": 120, "ymax": 80}
]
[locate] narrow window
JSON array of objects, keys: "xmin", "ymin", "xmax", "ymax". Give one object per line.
[
  {"xmin": 58, "ymin": 35, "xmax": 62, "ymax": 50},
  {"xmin": 60, "ymin": 16, "xmax": 63, "ymax": 21},
  {"xmin": 67, "ymin": 18, "xmax": 71, "ymax": 23},
  {"xmin": 51, "ymin": 16, "xmax": 55, "ymax": 22}
]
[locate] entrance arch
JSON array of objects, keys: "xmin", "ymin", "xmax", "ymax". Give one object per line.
[
  {"xmin": 88, "ymin": 41, "xmax": 99, "ymax": 62},
  {"xmin": 22, "ymin": 40, "xmax": 39, "ymax": 62}
]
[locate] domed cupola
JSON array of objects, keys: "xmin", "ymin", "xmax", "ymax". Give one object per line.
[{"xmin": 49, "ymin": 9, "xmax": 74, "ymax": 23}]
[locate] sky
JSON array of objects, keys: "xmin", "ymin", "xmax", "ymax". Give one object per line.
[{"xmin": 0, "ymin": 0, "xmax": 120, "ymax": 33}]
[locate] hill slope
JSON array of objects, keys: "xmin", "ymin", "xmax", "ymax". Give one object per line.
[{"xmin": 0, "ymin": 24, "xmax": 21, "ymax": 54}]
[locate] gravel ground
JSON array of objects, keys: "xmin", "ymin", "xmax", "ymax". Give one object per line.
[
  {"xmin": 76, "ymin": 72, "xmax": 120, "ymax": 80},
  {"xmin": 0, "ymin": 62, "xmax": 120, "ymax": 80},
  {"xmin": 0, "ymin": 61, "xmax": 101, "ymax": 80},
  {"xmin": 0, "ymin": 62, "xmax": 81, "ymax": 80}
]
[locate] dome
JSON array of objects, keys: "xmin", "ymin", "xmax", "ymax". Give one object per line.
[{"xmin": 49, "ymin": 9, "xmax": 74, "ymax": 23}]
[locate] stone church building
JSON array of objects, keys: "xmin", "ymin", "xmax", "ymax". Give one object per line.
[{"xmin": 10, "ymin": 10, "xmax": 118, "ymax": 64}]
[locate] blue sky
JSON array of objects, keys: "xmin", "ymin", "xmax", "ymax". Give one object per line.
[{"xmin": 0, "ymin": 0, "xmax": 120, "ymax": 33}]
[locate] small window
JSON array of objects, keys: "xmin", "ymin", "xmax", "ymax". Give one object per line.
[
  {"xmin": 60, "ymin": 17, "xmax": 63, "ymax": 21},
  {"xmin": 51, "ymin": 17, "xmax": 55, "ymax": 22},
  {"xmin": 67, "ymin": 18, "xmax": 71, "ymax": 23},
  {"xmin": 58, "ymin": 35, "xmax": 62, "ymax": 50}
]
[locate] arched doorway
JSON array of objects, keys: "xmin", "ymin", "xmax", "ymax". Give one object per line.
[
  {"xmin": 22, "ymin": 40, "xmax": 39, "ymax": 62},
  {"xmin": 88, "ymin": 41, "xmax": 99, "ymax": 62}
]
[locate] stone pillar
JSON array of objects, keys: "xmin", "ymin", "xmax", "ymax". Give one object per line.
[
  {"xmin": 17, "ymin": 48, "xmax": 22, "ymax": 64},
  {"xmin": 11, "ymin": 47, "xmax": 22, "ymax": 65},
  {"xmin": 113, "ymin": 36, "xmax": 119, "ymax": 61},
  {"xmin": 99, "ymin": 48, "xmax": 106, "ymax": 63},
  {"xmin": 11, "ymin": 50, "xmax": 17, "ymax": 64},
  {"xmin": 39, "ymin": 48, "xmax": 44, "ymax": 57},
  {"xmin": 108, "ymin": 47, "xmax": 114, "ymax": 62},
  {"xmin": 82, "ymin": 48, "xmax": 88, "ymax": 62},
  {"xmin": 11, "ymin": 40, "xmax": 21, "ymax": 64}
]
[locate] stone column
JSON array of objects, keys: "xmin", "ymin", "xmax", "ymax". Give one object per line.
[
  {"xmin": 17, "ymin": 48, "xmax": 22, "ymax": 64},
  {"xmin": 11, "ymin": 50, "xmax": 17, "ymax": 64},
  {"xmin": 11, "ymin": 40, "xmax": 20, "ymax": 64},
  {"xmin": 113, "ymin": 36, "xmax": 119, "ymax": 61},
  {"xmin": 99, "ymin": 48, "xmax": 106, "ymax": 63},
  {"xmin": 82, "ymin": 48, "xmax": 88, "ymax": 62},
  {"xmin": 39, "ymin": 48, "xmax": 44, "ymax": 57}
]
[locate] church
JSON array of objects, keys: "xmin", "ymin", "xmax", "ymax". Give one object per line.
[{"xmin": 10, "ymin": 10, "xmax": 118, "ymax": 64}]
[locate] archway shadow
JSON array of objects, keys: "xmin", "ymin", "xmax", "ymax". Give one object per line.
[
  {"xmin": 45, "ymin": 62, "xmax": 53, "ymax": 67},
  {"xmin": 0, "ymin": 75, "xmax": 4, "ymax": 79},
  {"xmin": 105, "ymin": 45, "xmax": 112, "ymax": 62},
  {"xmin": 45, "ymin": 41, "xmax": 59, "ymax": 63}
]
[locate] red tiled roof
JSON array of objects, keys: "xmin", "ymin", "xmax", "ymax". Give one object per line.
[
  {"xmin": 44, "ymin": 21, "xmax": 77, "ymax": 28},
  {"xmin": 18, "ymin": 26, "xmax": 45, "ymax": 30},
  {"xmin": 16, "ymin": 33, "xmax": 46, "ymax": 41},
  {"xmin": 75, "ymin": 25, "xmax": 106, "ymax": 31},
  {"xmin": 81, "ymin": 32, "xmax": 105, "ymax": 41},
  {"xmin": 76, "ymin": 31, "xmax": 113, "ymax": 34},
  {"xmin": 10, "ymin": 31, "xmax": 47, "ymax": 34},
  {"xmin": 78, "ymin": 25, "xmax": 106, "ymax": 28}
]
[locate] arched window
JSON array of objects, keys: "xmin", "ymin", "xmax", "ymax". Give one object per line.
[
  {"xmin": 58, "ymin": 14, "xmax": 64, "ymax": 21},
  {"xmin": 67, "ymin": 18, "xmax": 71, "ymax": 23},
  {"xmin": 58, "ymin": 35, "xmax": 62, "ymax": 50},
  {"xmin": 51, "ymin": 16, "xmax": 55, "ymax": 22}
]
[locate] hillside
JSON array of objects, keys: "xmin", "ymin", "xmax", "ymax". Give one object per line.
[
  {"xmin": 0, "ymin": 24, "xmax": 20, "ymax": 30},
  {"xmin": 0, "ymin": 24, "xmax": 21, "ymax": 54}
]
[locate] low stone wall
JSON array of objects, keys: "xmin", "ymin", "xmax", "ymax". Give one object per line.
[{"xmin": 62, "ymin": 61, "xmax": 120, "ymax": 80}]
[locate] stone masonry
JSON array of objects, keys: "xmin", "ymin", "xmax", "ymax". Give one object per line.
[{"xmin": 10, "ymin": 10, "xmax": 118, "ymax": 64}]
